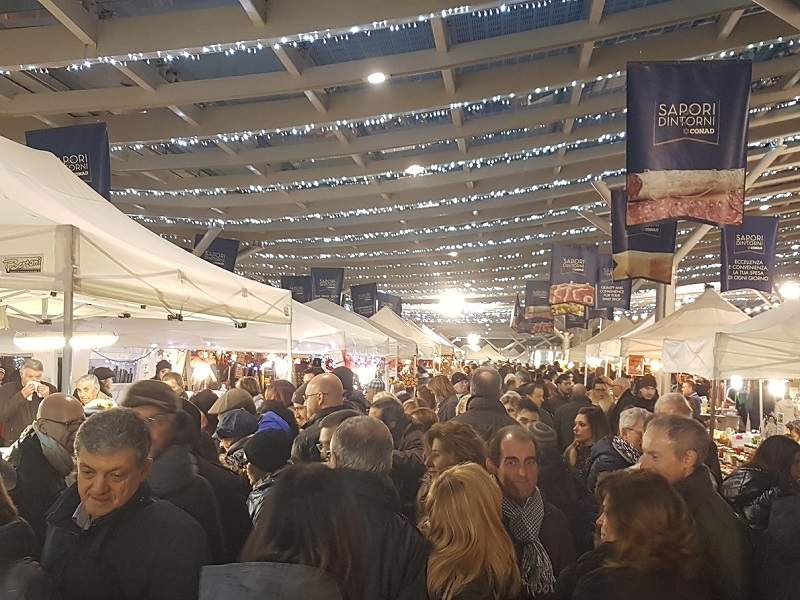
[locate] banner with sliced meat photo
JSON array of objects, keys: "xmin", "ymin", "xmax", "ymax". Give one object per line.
[
  {"xmin": 721, "ymin": 215, "xmax": 779, "ymax": 293},
  {"xmin": 524, "ymin": 281, "xmax": 554, "ymax": 334},
  {"xmin": 611, "ymin": 190, "xmax": 677, "ymax": 284},
  {"xmin": 549, "ymin": 245, "xmax": 599, "ymax": 317},
  {"xmin": 626, "ymin": 61, "xmax": 751, "ymax": 227},
  {"xmin": 597, "ymin": 254, "xmax": 631, "ymax": 310}
]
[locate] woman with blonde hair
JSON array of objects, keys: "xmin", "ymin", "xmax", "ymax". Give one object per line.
[
  {"xmin": 428, "ymin": 375, "xmax": 459, "ymax": 422},
  {"xmin": 421, "ymin": 463, "xmax": 521, "ymax": 600}
]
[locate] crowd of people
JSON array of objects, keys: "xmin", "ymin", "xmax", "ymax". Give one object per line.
[{"xmin": 0, "ymin": 356, "xmax": 799, "ymax": 600}]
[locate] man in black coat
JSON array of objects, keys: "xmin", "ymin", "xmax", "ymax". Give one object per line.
[
  {"xmin": 0, "ymin": 358, "xmax": 57, "ymax": 447},
  {"xmin": 641, "ymin": 414, "xmax": 751, "ymax": 600},
  {"xmin": 487, "ymin": 426, "xmax": 577, "ymax": 599},
  {"xmin": 608, "ymin": 375, "xmax": 657, "ymax": 434},
  {"xmin": 451, "ymin": 366, "xmax": 516, "ymax": 442},
  {"xmin": 330, "ymin": 416, "xmax": 429, "ymax": 600},
  {"xmin": 292, "ymin": 373, "xmax": 357, "ymax": 463},
  {"xmin": 41, "ymin": 408, "xmax": 211, "ymax": 600},
  {"xmin": 544, "ymin": 373, "xmax": 574, "ymax": 415},
  {"xmin": 553, "ymin": 385, "xmax": 592, "ymax": 451},
  {"xmin": 9, "ymin": 393, "xmax": 85, "ymax": 549}
]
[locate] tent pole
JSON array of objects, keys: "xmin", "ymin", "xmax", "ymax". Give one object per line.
[
  {"xmin": 709, "ymin": 380, "xmax": 718, "ymax": 435},
  {"xmin": 58, "ymin": 225, "xmax": 76, "ymax": 394},
  {"xmin": 286, "ymin": 304, "xmax": 293, "ymax": 385},
  {"xmin": 759, "ymin": 379, "xmax": 764, "ymax": 430}
]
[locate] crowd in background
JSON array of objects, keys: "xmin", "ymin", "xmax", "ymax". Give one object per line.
[{"xmin": 0, "ymin": 356, "xmax": 799, "ymax": 600}]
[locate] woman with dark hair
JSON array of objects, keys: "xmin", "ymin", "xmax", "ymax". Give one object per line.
[
  {"xmin": 564, "ymin": 406, "xmax": 610, "ymax": 489},
  {"xmin": 201, "ymin": 464, "xmax": 365, "ymax": 600},
  {"xmin": 722, "ymin": 434, "xmax": 800, "ymax": 532},
  {"xmin": 237, "ymin": 376, "xmax": 264, "ymax": 410},
  {"xmin": 263, "ymin": 380, "xmax": 296, "ymax": 410},
  {"xmin": 416, "ymin": 385, "xmax": 436, "ymax": 410},
  {"xmin": 560, "ymin": 470, "xmax": 709, "ymax": 600},
  {"xmin": 428, "ymin": 375, "xmax": 459, "ymax": 422}
]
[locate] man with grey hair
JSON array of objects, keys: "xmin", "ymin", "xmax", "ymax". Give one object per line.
[
  {"xmin": 0, "ymin": 358, "xmax": 56, "ymax": 446},
  {"xmin": 452, "ymin": 366, "xmax": 516, "ymax": 442},
  {"xmin": 41, "ymin": 408, "xmax": 211, "ymax": 600},
  {"xmin": 74, "ymin": 374, "xmax": 113, "ymax": 413},
  {"xmin": 330, "ymin": 415, "xmax": 429, "ymax": 600},
  {"xmin": 586, "ymin": 406, "xmax": 650, "ymax": 493}
]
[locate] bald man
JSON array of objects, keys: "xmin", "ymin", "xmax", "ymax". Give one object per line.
[
  {"xmin": 9, "ymin": 393, "xmax": 85, "ymax": 547},
  {"xmin": 654, "ymin": 392, "xmax": 723, "ymax": 489},
  {"xmin": 291, "ymin": 373, "xmax": 354, "ymax": 463}
]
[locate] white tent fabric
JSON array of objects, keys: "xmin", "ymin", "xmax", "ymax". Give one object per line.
[
  {"xmin": 361, "ymin": 318, "xmax": 417, "ymax": 360},
  {"xmin": 419, "ymin": 324, "xmax": 455, "ymax": 356},
  {"xmin": 620, "ymin": 289, "xmax": 748, "ymax": 359},
  {"xmin": 663, "ymin": 301, "xmax": 800, "ymax": 379},
  {"xmin": 463, "ymin": 344, "xmax": 506, "ymax": 362},
  {"xmin": 0, "ymin": 136, "xmax": 290, "ymax": 324},
  {"xmin": 600, "ymin": 316, "xmax": 654, "ymax": 359},
  {"xmin": 582, "ymin": 318, "xmax": 639, "ymax": 360},
  {"xmin": 370, "ymin": 308, "xmax": 437, "ymax": 359}
]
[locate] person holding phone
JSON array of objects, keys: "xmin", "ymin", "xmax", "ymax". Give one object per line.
[{"xmin": 0, "ymin": 359, "xmax": 56, "ymax": 447}]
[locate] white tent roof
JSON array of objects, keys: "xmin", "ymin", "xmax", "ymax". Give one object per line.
[
  {"xmin": 418, "ymin": 323, "xmax": 455, "ymax": 357},
  {"xmin": 370, "ymin": 307, "xmax": 438, "ymax": 359},
  {"xmin": 0, "ymin": 136, "xmax": 290, "ymax": 324},
  {"xmin": 621, "ymin": 289, "xmax": 748, "ymax": 359},
  {"xmin": 582, "ymin": 317, "xmax": 639, "ymax": 360},
  {"xmin": 463, "ymin": 344, "xmax": 506, "ymax": 362},
  {"xmin": 360, "ymin": 317, "xmax": 418, "ymax": 360},
  {"xmin": 663, "ymin": 301, "xmax": 800, "ymax": 379}
]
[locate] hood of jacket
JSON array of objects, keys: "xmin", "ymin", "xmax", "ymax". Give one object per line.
[
  {"xmin": 148, "ymin": 444, "xmax": 198, "ymax": 497},
  {"xmin": 588, "ymin": 436, "xmax": 616, "ymax": 461},
  {"xmin": 0, "ymin": 517, "xmax": 36, "ymax": 563},
  {"xmin": 721, "ymin": 465, "xmax": 779, "ymax": 503}
]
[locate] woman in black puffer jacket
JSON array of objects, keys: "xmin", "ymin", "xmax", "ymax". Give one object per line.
[{"xmin": 721, "ymin": 435, "xmax": 800, "ymax": 532}]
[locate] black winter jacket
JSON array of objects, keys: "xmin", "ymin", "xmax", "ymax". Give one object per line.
[
  {"xmin": 572, "ymin": 566, "xmax": 711, "ymax": 600},
  {"xmin": 554, "ymin": 396, "xmax": 592, "ymax": 451},
  {"xmin": 721, "ymin": 465, "xmax": 784, "ymax": 532},
  {"xmin": 291, "ymin": 405, "xmax": 358, "ymax": 463},
  {"xmin": 388, "ymin": 416, "xmax": 426, "ymax": 521},
  {"xmin": 585, "ymin": 437, "xmax": 633, "ymax": 494},
  {"xmin": 451, "ymin": 396, "xmax": 517, "ymax": 443},
  {"xmin": 41, "ymin": 483, "xmax": 211, "ymax": 600},
  {"xmin": 338, "ymin": 469, "xmax": 429, "ymax": 600},
  {"xmin": 754, "ymin": 494, "xmax": 800, "ymax": 600},
  {"xmin": 0, "ymin": 517, "xmax": 58, "ymax": 600},
  {"xmin": 556, "ymin": 542, "xmax": 611, "ymax": 600}
]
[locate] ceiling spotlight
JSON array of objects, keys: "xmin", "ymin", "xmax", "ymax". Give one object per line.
[
  {"xmin": 404, "ymin": 163, "xmax": 425, "ymax": 176},
  {"xmin": 367, "ymin": 72, "xmax": 387, "ymax": 85},
  {"xmin": 447, "ymin": 251, "xmax": 459, "ymax": 257},
  {"xmin": 780, "ymin": 281, "xmax": 800, "ymax": 301},
  {"xmin": 759, "ymin": 204, "xmax": 771, "ymax": 211}
]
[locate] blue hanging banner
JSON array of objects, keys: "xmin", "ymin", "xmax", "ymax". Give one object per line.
[
  {"xmin": 280, "ymin": 275, "xmax": 312, "ymax": 303},
  {"xmin": 721, "ymin": 215, "xmax": 780, "ymax": 293},
  {"xmin": 611, "ymin": 190, "xmax": 677, "ymax": 284},
  {"xmin": 351, "ymin": 283, "xmax": 378, "ymax": 317},
  {"xmin": 596, "ymin": 254, "xmax": 631, "ymax": 310},
  {"xmin": 626, "ymin": 61, "xmax": 751, "ymax": 227},
  {"xmin": 549, "ymin": 245, "xmax": 599, "ymax": 317},
  {"xmin": 193, "ymin": 235, "xmax": 240, "ymax": 272},
  {"xmin": 564, "ymin": 309, "xmax": 588, "ymax": 330},
  {"xmin": 26, "ymin": 123, "xmax": 111, "ymax": 200},
  {"xmin": 523, "ymin": 281, "xmax": 554, "ymax": 335},
  {"xmin": 311, "ymin": 268, "xmax": 345, "ymax": 305},
  {"xmin": 377, "ymin": 292, "xmax": 403, "ymax": 317}
]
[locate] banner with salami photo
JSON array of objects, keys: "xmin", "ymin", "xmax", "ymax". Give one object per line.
[
  {"xmin": 524, "ymin": 281, "xmax": 554, "ymax": 335},
  {"xmin": 596, "ymin": 254, "xmax": 631, "ymax": 310},
  {"xmin": 280, "ymin": 275, "xmax": 312, "ymax": 303},
  {"xmin": 626, "ymin": 61, "xmax": 751, "ymax": 227},
  {"xmin": 611, "ymin": 190, "xmax": 677, "ymax": 284},
  {"xmin": 721, "ymin": 215, "xmax": 779, "ymax": 293},
  {"xmin": 351, "ymin": 283, "xmax": 378, "ymax": 318},
  {"xmin": 311, "ymin": 268, "xmax": 345, "ymax": 305},
  {"xmin": 549, "ymin": 245, "xmax": 598, "ymax": 317}
]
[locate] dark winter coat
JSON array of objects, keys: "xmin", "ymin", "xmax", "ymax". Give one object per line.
[
  {"xmin": 571, "ymin": 566, "xmax": 711, "ymax": 600},
  {"xmin": 0, "ymin": 517, "xmax": 58, "ymax": 600},
  {"xmin": 0, "ymin": 382, "xmax": 56, "ymax": 447},
  {"xmin": 9, "ymin": 433, "xmax": 67, "ymax": 550},
  {"xmin": 554, "ymin": 395, "xmax": 592, "ymax": 451},
  {"xmin": 435, "ymin": 394, "xmax": 459, "ymax": 423},
  {"xmin": 607, "ymin": 389, "xmax": 636, "ymax": 435},
  {"xmin": 543, "ymin": 390, "xmax": 570, "ymax": 416},
  {"xmin": 537, "ymin": 451, "xmax": 588, "ymax": 553},
  {"xmin": 753, "ymin": 494, "xmax": 800, "ymax": 600},
  {"xmin": 451, "ymin": 396, "xmax": 517, "ymax": 442},
  {"xmin": 721, "ymin": 465, "xmax": 785, "ymax": 532},
  {"xmin": 675, "ymin": 465, "xmax": 752, "ymax": 600},
  {"xmin": 246, "ymin": 467, "xmax": 286, "ymax": 525},
  {"xmin": 337, "ymin": 469, "xmax": 429, "ymax": 600},
  {"xmin": 291, "ymin": 405, "xmax": 356, "ymax": 463},
  {"xmin": 148, "ymin": 445, "xmax": 226, "ymax": 563},
  {"xmin": 41, "ymin": 483, "xmax": 211, "ymax": 600},
  {"xmin": 388, "ymin": 416, "xmax": 426, "ymax": 521},
  {"xmin": 556, "ymin": 542, "xmax": 611, "ymax": 600},
  {"xmin": 200, "ymin": 562, "xmax": 343, "ymax": 600},
  {"xmin": 196, "ymin": 455, "xmax": 252, "ymax": 562},
  {"xmin": 585, "ymin": 437, "xmax": 633, "ymax": 494}
]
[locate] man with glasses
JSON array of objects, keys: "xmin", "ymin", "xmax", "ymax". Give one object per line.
[
  {"xmin": 291, "ymin": 373, "xmax": 353, "ymax": 463},
  {"xmin": 317, "ymin": 409, "xmax": 361, "ymax": 463},
  {"xmin": 8, "ymin": 392, "xmax": 85, "ymax": 547},
  {"xmin": 0, "ymin": 358, "xmax": 56, "ymax": 446}
]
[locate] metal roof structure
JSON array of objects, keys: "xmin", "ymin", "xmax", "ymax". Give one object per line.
[{"xmin": 1, "ymin": 0, "xmax": 800, "ymax": 336}]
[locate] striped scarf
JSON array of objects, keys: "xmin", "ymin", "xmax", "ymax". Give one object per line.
[{"xmin": 502, "ymin": 488, "xmax": 555, "ymax": 597}]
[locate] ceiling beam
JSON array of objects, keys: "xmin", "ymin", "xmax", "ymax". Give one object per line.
[
  {"xmin": 588, "ymin": 0, "xmax": 607, "ymax": 25},
  {"xmin": 192, "ymin": 227, "xmax": 223, "ymax": 255},
  {"xmin": 717, "ymin": 9, "xmax": 745, "ymax": 39},
  {"xmin": 238, "ymin": 0, "xmax": 268, "ymax": 26},
  {"xmin": 37, "ymin": 0, "xmax": 97, "ymax": 46},
  {"xmin": 576, "ymin": 210, "xmax": 611, "ymax": 235},
  {"xmin": 753, "ymin": 0, "xmax": 800, "ymax": 30},
  {"xmin": 114, "ymin": 62, "xmax": 165, "ymax": 92},
  {"xmin": 168, "ymin": 105, "xmax": 201, "ymax": 127}
]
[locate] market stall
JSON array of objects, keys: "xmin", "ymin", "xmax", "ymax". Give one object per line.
[
  {"xmin": 463, "ymin": 344, "xmax": 506, "ymax": 363},
  {"xmin": 370, "ymin": 307, "xmax": 439, "ymax": 359}
]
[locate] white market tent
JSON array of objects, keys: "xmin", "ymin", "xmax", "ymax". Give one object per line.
[
  {"xmin": 663, "ymin": 301, "xmax": 800, "ymax": 380},
  {"xmin": 418, "ymin": 323, "xmax": 455, "ymax": 357},
  {"xmin": 370, "ymin": 307, "xmax": 438, "ymax": 359},
  {"xmin": 581, "ymin": 317, "xmax": 639, "ymax": 361},
  {"xmin": 363, "ymin": 317, "xmax": 417, "ymax": 360},
  {"xmin": 463, "ymin": 344, "xmax": 506, "ymax": 362},
  {"xmin": 620, "ymin": 289, "xmax": 748, "ymax": 360}
]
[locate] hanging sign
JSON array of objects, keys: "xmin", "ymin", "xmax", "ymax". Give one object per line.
[
  {"xmin": 351, "ymin": 283, "xmax": 378, "ymax": 317},
  {"xmin": 510, "ymin": 293, "xmax": 523, "ymax": 332},
  {"xmin": 311, "ymin": 268, "xmax": 345, "ymax": 305},
  {"xmin": 524, "ymin": 281, "xmax": 554, "ymax": 334},
  {"xmin": 193, "ymin": 235, "xmax": 240, "ymax": 272},
  {"xmin": 626, "ymin": 61, "xmax": 751, "ymax": 227},
  {"xmin": 26, "ymin": 123, "xmax": 112, "ymax": 199},
  {"xmin": 721, "ymin": 215, "xmax": 779, "ymax": 293},
  {"xmin": 627, "ymin": 355, "xmax": 646, "ymax": 377},
  {"xmin": 549, "ymin": 245, "xmax": 599, "ymax": 317},
  {"xmin": 564, "ymin": 310, "xmax": 588, "ymax": 330},
  {"xmin": 611, "ymin": 190, "xmax": 677, "ymax": 284},
  {"xmin": 280, "ymin": 275, "xmax": 312, "ymax": 303},
  {"xmin": 377, "ymin": 292, "xmax": 403, "ymax": 316},
  {"xmin": 596, "ymin": 254, "xmax": 631, "ymax": 310},
  {"xmin": 588, "ymin": 307, "xmax": 614, "ymax": 320}
]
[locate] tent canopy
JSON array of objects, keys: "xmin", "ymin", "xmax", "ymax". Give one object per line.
[
  {"xmin": 0, "ymin": 136, "xmax": 291, "ymax": 325},
  {"xmin": 418, "ymin": 323, "xmax": 455, "ymax": 356},
  {"xmin": 582, "ymin": 317, "xmax": 639, "ymax": 361},
  {"xmin": 620, "ymin": 289, "xmax": 748, "ymax": 359},
  {"xmin": 370, "ymin": 308, "xmax": 437, "ymax": 359},
  {"xmin": 663, "ymin": 301, "xmax": 800, "ymax": 379},
  {"xmin": 463, "ymin": 344, "xmax": 506, "ymax": 362}
]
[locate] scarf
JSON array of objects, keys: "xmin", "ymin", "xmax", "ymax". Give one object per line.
[
  {"xmin": 502, "ymin": 489, "xmax": 555, "ymax": 597},
  {"xmin": 9, "ymin": 424, "xmax": 75, "ymax": 484},
  {"xmin": 611, "ymin": 435, "xmax": 642, "ymax": 466}
]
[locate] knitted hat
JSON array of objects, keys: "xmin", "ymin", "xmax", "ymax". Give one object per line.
[
  {"xmin": 121, "ymin": 380, "xmax": 180, "ymax": 414},
  {"xmin": 190, "ymin": 389, "xmax": 219, "ymax": 415},
  {"xmin": 636, "ymin": 374, "xmax": 658, "ymax": 391},
  {"xmin": 155, "ymin": 359, "xmax": 172, "ymax": 373},
  {"xmin": 92, "ymin": 367, "xmax": 115, "ymax": 381},
  {"xmin": 366, "ymin": 378, "xmax": 386, "ymax": 392},
  {"xmin": 528, "ymin": 422, "xmax": 558, "ymax": 453},
  {"xmin": 209, "ymin": 388, "xmax": 257, "ymax": 416},
  {"xmin": 215, "ymin": 408, "xmax": 259, "ymax": 440},
  {"xmin": 450, "ymin": 372, "xmax": 469, "ymax": 385},
  {"xmin": 244, "ymin": 430, "xmax": 292, "ymax": 474}
]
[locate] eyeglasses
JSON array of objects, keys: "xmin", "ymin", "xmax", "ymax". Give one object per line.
[
  {"xmin": 42, "ymin": 417, "xmax": 85, "ymax": 432},
  {"xmin": 304, "ymin": 392, "xmax": 329, "ymax": 402}
]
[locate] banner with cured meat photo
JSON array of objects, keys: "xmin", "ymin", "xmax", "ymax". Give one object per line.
[
  {"xmin": 611, "ymin": 190, "xmax": 677, "ymax": 284},
  {"xmin": 720, "ymin": 215, "xmax": 779, "ymax": 293},
  {"xmin": 549, "ymin": 245, "xmax": 598, "ymax": 317},
  {"xmin": 626, "ymin": 61, "xmax": 751, "ymax": 227},
  {"xmin": 524, "ymin": 281, "xmax": 554, "ymax": 335},
  {"xmin": 596, "ymin": 254, "xmax": 631, "ymax": 310}
]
